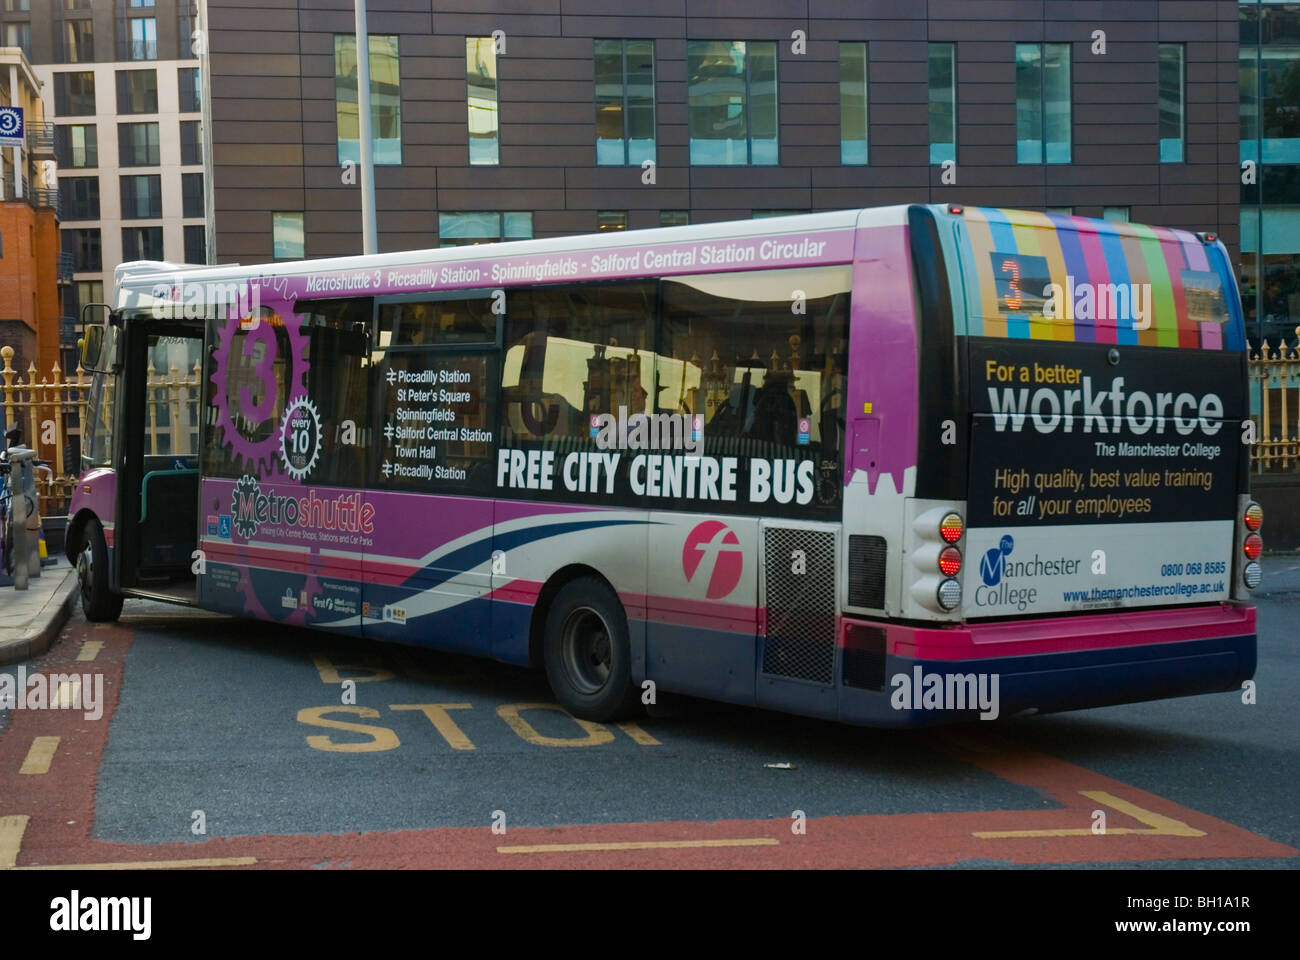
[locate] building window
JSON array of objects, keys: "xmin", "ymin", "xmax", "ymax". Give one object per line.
[
  {"xmin": 687, "ymin": 41, "xmax": 778, "ymax": 166},
  {"xmin": 76, "ymin": 280, "xmax": 104, "ymax": 310},
  {"xmin": 184, "ymin": 225, "xmax": 205, "ymax": 264},
  {"xmin": 63, "ymin": 229, "xmax": 102, "ymax": 272},
  {"xmin": 59, "ymin": 177, "xmax": 100, "ymax": 220},
  {"xmin": 120, "ymin": 174, "xmax": 162, "ymax": 219},
  {"xmin": 180, "ymin": 120, "xmax": 202, "ymax": 165},
  {"xmin": 60, "ymin": 19, "xmax": 94, "ymax": 63},
  {"xmin": 752, "ymin": 209, "xmax": 809, "ymax": 218},
  {"xmin": 840, "ymin": 42, "xmax": 868, "ymax": 165},
  {"xmin": 55, "ymin": 72, "xmax": 96, "ymax": 116},
  {"xmin": 117, "ymin": 70, "xmax": 158, "ymax": 114},
  {"xmin": 928, "ymin": 43, "xmax": 956, "ymax": 164},
  {"xmin": 125, "ymin": 16, "xmax": 157, "ymax": 60},
  {"xmin": 1046, "ymin": 206, "xmax": 1074, "ymax": 216},
  {"xmin": 595, "ymin": 39, "xmax": 655, "ymax": 166},
  {"xmin": 182, "ymin": 172, "xmax": 204, "ymax": 218},
  {"xmin": 178, "ymin": 67, "xmax": 201, "ymax": 113},
  {"xmin": 65, "ymin": 0, "xmax": 93, "ymax": 8},
  {"xmin": 119, "ymin": 122, "xmax": 160, "ymax": 166},
  {"xmin": 597, "ymin": 211, "xmax": 627, "ymax": 232},
  {"xmin": 335, "ymin": 34, "xmax": 402, "ymax": 166},
  {"xmin": 128, "ymin": 0, "xmax": 155, "ymax": 6},
  {"xmin": 438, "ymin": 212, "xmax": 532, "ymax": 247},
  {"xmin": 1158, "ymin": 43, "xmax": 1184, "ymax": 163},
  {"xmin": 0, "ymin": 231, "xmax": 4, "ymax": 258},
  {"xmin": 122, "ymin": 226, "xmax": 164, "ymax": 262},
  {"xmin": 55, "ymin": 124, "xmax": 98, "ymax": 168},
  {"xmin": 1016, "ymin": 42, "xmax": 1072, "ymax": 164},
  {"xmin": 1102, "ymin": 206, "xmax": 1130, "ymax": 223},
  {"xmin": 4, "ymin": 22, "xmax": 31, "ymax": 59},
  {"xmin": 273, "ymin": 212, "xmax": 304, "ymax": 260},
  {"xmin": 467, "ymin": 37, "xmax": 499, "ymax": 165},
  {"xmin": 660, "ymin": 211, "xmax": 689, "ymax": 227},
  {"xmin": 4, "ymin": 1, "xmax": 31, "ymax": 11}
]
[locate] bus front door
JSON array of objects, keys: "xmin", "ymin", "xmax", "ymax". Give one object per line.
[{"xmin": 113, "ymin": 317, "xmax": 205, "ymax": 604}]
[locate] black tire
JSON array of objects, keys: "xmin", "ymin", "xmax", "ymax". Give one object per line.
[
  {"xmin": 77, "ymin": 518, "xmax": 123, "ymax": 622},
  {"xmin": 543, "ymin": 577, "xmax": 639, "ymax": 722}
]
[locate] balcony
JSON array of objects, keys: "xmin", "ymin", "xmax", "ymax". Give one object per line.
[
  {"xmin": 59, "ymin": 317, "xmax": 80, "ymax": 345},
  {"xmin": 57, "ymin": 252, "xmax": 75, "ymax": 282},
  {"xmin": 26, "ymin": 121, "xmax": 55, "ymax": 158}
]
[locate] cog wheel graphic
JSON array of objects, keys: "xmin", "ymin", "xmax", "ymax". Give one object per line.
[
  {"xmin": 279, "ymin": 396, "xmax": 324, "ymax": 481},
  {"xmin": 208, "ymin": 290, "xmax": 311, "ymax": 477}
]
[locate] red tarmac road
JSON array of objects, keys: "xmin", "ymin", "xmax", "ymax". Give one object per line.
[{"xmin": 2, "ymin": 615, "xmax": 1295, "ymax": 870}]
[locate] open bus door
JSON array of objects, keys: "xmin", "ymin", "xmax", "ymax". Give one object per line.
[{"xmin": 112, "ymin": 311, "xmax": 206, "ymax": 604}]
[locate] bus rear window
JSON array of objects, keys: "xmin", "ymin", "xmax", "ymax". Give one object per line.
[{"xmin": 1181, "ymin": 269, "xmax": 1228, "ymax": 324}]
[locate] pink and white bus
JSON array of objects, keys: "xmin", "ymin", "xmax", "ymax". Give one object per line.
[{"xmin": 69, "ymin": 204, "xmax": 1262, "ymax": 725}]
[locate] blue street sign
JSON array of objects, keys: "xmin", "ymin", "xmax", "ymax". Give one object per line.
[{"xmin": 0, "ymin": 106, "xmax": 23, "ymax": 148}]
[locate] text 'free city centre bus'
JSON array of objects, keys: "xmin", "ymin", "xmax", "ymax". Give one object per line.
[{"xmin": 68, "ymin": 204, "xmax": 1261, "ymax": 726}]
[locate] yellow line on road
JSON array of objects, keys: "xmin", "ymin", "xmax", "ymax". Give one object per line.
[
  {"xmin": 0, "ymin": 816, "xmax": 29, "ymax": 868},
  {"xmin": 498, "ymin": 837, "xmax": 779, "ymax": 854},
  {"xmin": 76, "ymin": 641, "xmax": 104, "ymax": 661},
  {"xmin": 19, "ymin": 737, "xmax": 60, "ymax": 775},
  {"xmin": 54, "ymin": 681, "xmax": 80, "ymax": 709},
  {"xmin": 15, "ymin": 857, "xmax": 258, "ymax": 871},
  {"xmin": 616, "ymin": 721, "xmax": 661, "ymax": 745},
  {"xmin": 973, "ymin": 790, "xmax": 1206, "ymax": 839}
]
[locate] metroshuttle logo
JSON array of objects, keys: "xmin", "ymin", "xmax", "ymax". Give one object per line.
[{"xmin": 682, "ymin": 520, "xmax": 744, "ymax": 600}]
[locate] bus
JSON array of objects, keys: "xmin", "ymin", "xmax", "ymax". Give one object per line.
[{"xmin": 68, "ymin": 204, "xmax": 1262, "ymax": 726}]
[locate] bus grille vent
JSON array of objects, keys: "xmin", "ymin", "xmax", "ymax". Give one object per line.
[
  {"xmin": 847, "ymin": 535, "xmax": 887, "ymax": 609},
  {"xmin": 762, "ymin": 527, "xmax": 836, "ymax": 684}
]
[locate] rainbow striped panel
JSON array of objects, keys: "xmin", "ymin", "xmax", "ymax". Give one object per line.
[{"xmin": 951, "ymin": 206, "xmax": 1240, "ymax": 350}]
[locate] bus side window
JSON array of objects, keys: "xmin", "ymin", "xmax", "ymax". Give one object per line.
[{"xmin": 296, "ymin": 298, "xmax": 373, "ymax": 489}]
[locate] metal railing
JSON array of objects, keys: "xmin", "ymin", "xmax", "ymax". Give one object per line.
[
  {"xmin": 57, "ymin": 252, "xmax": 75, "ymax": 281},
  {"xmin": 1250, "ymin": 328, "xmax": 1300, "ymax": 474},
  {"xmin": 25, "ymin": 120, "xmax": 54, "ymax": 155},
  {"xmin": 1, "ymin": 344, "xmax": 203, "ymax": 519}
]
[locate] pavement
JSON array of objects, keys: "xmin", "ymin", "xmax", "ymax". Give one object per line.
[{"xmin": 0, "ymin": 558, "xmax": 79, "ymax": 666}]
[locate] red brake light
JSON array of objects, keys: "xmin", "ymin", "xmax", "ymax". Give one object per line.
[
  {"xmin": 1244, "ymin": 503, "xmax": 1263, "ymax": 532},
  {"xmin": 940, "ymin": 513, "xmax": 963, "ymax": 543},
  {"xmin": 1243, "ymin": 534, "xmax": 1263, "ymax": 560},
  {"xmin": 939, "ymin": 546, "xmax": 962, "ymax": 577}
]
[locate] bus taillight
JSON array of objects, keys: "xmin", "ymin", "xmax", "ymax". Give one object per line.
[
  {"xmin": 1243, "ymin": 533, "xmax": 1262, "ymax": 561},
  {"xmin": 939, "ymin": 546, "xmax": 962, "ymax": 576},
  {"xmin": 939, "ymin": 513, "xmax": 963, "ymax": 543}
]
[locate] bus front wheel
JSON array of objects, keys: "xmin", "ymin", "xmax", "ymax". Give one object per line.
[
  {"xmin": 78, "ymin": 519, "xmax": 123, "ymax": 622},
  {"xmin": 543, "ymin": 577, "xmax": 639, "ymax": 722}
]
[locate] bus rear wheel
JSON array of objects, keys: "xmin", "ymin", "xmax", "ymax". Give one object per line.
[
  {"xmin": 78, "ymin": 519, "xmax": 123, "ymax": 623},
  {"xmin": 543, "ymin": 577, "xmax": 639, "ymax": 722}
]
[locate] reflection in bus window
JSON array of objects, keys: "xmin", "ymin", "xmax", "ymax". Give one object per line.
[
  {"xmin": 144, "ymin": 334, "xmax": 204, "ymax": 457},
  {"xmin": 659, "ymin": 265, "xmax": 850, "ymax": 475},
  {"xmin": 379, "ymin": 294, "xmax": 497, "ymax": 347},
  {"xmin": 202, "ymin": 307, "xmax": 292, "ymax": 479},
  {"xmin": 500, "ymin": 280, "xmax": 656, "ymax": 443},
  {"xmin": 296, "ymin": 298, "xmax": 372, "ymax": 488}
]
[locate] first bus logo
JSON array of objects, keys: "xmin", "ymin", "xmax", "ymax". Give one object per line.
[{"xmin": 682, "ymin": 520, "xmax": 743, "ymax": 599}]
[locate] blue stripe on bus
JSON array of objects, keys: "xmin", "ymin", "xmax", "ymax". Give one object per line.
[
  {"xmin": 982, "ymin": 209, "xmax": 1031, "ymax": 340},
  {"xmin": 1096, "ymin": 223, "xmax": 1138, "ymax": 347}
]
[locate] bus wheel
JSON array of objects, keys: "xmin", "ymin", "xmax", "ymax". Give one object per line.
[
  {"xmin": 78, "ymin": 519, "xmax": 123, "ymax": 623},
  {"xmin": 543, "ymin": 577, "xmax": 638, "ymax": 722}
]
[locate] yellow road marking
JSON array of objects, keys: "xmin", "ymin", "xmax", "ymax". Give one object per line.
[
  {"xmin": 390, "ymin": 703, "xmax": 475, "ymax": 750},
  {"xmin": 616, "ymin": 722, "xmax": 661, "ymax": 746},
  {"xmin": 76, "ymin": 641, "xmax": 104, "ymax": 662},
  {"xmin": 973, "ymin": 790, "xmax": 1206, "ymax": 839},
  {"xmin": 15, "ymin": 857, "xmax": 257, "ymax": 871},
  {"xmin": 498, "ymin": 838, "xmax": 779, "ymax": 854},
  {"xmin": 54, "ymin": 681, "xmax": 81, "ymax": 709},
  {"xmin": 20, "ymin": 737, "xmax": 61, "ymax": 775},
  {"xmin": 496, "ymin": 703, "xmax": 614, "ymax": 747},
  {"xmin": 0, "ymin": 815, "xmax": 29, "ymax": 868}
]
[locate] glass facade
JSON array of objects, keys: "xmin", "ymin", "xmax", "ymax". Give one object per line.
[
  {"xmin": 467, "ymin": 37, "xmax": 500, "ymax": 165},
  {"xmin": 595, "ymin": 39, "xmax": 656, "ymax": 166},
  {"xmin": 1016, "ymin": 42, "xmax": 1071, "ymax": 163},
  {"xmin": 687, "ymin": 40, "xmax": 778, "ymax": 165},
  {"xmin": 1242, "ymin": 2, "xmax": 1300, "ymax": 347},
  {"xmin": 335, "ymin": 34, "xmax": 402, "ymax": 166},
  {"xmin": 273, "ymin": 212, "xmax": 305, "ymax": 260},
  {"xmin": 840, "ymin": 42, "xmax": 869, "ymax": 165},
  {"xmin": 1158, "ymin": 43, "xmax": 1185, "ymax": 163},
  {"xmin": 438, "ymin": 212, "xmax": 533, "ymax": 246}
]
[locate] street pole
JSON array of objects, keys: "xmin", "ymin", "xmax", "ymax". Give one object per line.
[{"xmin": 355, "ymin": 0, "xmax": 378, "ymax": 255}]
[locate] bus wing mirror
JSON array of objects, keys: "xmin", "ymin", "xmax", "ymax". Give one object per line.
[{"xmin": 81, "ymin": 325, "xmax": 104, "ymax": 371}]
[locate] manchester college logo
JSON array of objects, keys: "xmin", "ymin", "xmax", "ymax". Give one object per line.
[
  {"xmin": 980, "ymin": 534, "xmax": 1015, "ymax": 587},
  {"xmin": 682, "ymin": 520, "xmax": 744, "ymax": 600}
]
